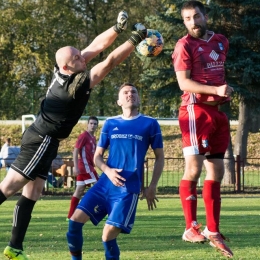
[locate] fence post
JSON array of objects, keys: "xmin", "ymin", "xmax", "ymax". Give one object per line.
[{"xmin": 235, "ymin": 155, "xmax": 241, "ymax": 192}]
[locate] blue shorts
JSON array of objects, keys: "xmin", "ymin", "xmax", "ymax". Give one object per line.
[{"xmin": 77, "ymin": 174, "xmax": 139, "ymax": 234}]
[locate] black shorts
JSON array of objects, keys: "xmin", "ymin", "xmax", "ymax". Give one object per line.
[{"xmin": 11, "ymin": 125, "xmax": 60, "ymax": 181}]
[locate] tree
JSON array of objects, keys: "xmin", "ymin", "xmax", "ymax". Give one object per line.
[
  {"xmin": 0, "ymin": 0, "xmax": 86, "ymax": 118},
  {"xmin": 0, "ymin": 0, "xmax": 166, "ymax": 119},
  {"xmin": 209, "ymin": 0, "xmax": 260, "ymax": 164}
]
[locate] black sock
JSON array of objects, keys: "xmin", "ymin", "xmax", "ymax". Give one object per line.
[
  {"xmin": 9, "ymin": 195, "xmax": 36, "ymax": 250},
  {"xmin": 0, "ymin": 189, "xmax": 7, "ymax": 205}
]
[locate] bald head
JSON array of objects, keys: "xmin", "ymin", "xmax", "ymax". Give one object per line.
[
  {"xmin": 55, "ymin": 46, "xmax": 76, "ymax": 68},
  {"xmin": 55, "ymin": 46, "xmax": 86, "ymax": 74}
]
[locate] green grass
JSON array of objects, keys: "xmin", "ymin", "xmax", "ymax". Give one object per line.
[{"xmin": 1, "ymin": 197, "xmax": 260, "ymax": 259}]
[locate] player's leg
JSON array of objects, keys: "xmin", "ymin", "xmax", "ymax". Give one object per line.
[
  {"xmin": 180, "ymin": 155, "xmax": 206, "ymax": 243},
  {"xmin": 203, "ymin": 158, "xmax": 224, "ymax": 233},
  {"xmin": 4, "ymin": 128, "xmax": 59, "ymax": 259},
  {"xmin": 201, "ymin": 111, "xmax": 233, "ymax": 257},
  {"xmin": 0, "ymin": 169, "xmax": 30, "ymax": 203},
  {"xmin": 3, "ymin": 177, "xmax": 45, "ymax": 260},
  {"xmin": 67, "ymin": 184, "xmax": 85, "ymax": 219},
  {"xmin": 67, "ymin": 181, "xmax": 107, "ymax": 260},
  {"xmin": 102, "ymin": 224, "xmax": 121, "ymax": 260},
  {"xmin": 179, "ymin": 104, "xmax": 209, "ymax": 243},
  {"xmin": 202, "ymin": 160, "xmax": 233, "ymax": 258},
  {"xmin": 102, "ymin": 188, "xmax": 139, "ymax": 259},
  {"xmin": 67, "ymin": 209, "xmax": 90, "ymax": 260}
]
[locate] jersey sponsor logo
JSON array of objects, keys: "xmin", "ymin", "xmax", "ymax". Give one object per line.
[
  {"xmin": 111, "ymin": 134, "xmax": 143, "ymax": 141},
  {"xmin": 198, "ymin": 47, "xmax": 204, "ymax": 52},
  {"xmin": 209, "ymin": 50, "xmax": 219, "ymax": 61},
  {"xmin": 206, "ymin": 61, "xmax": 224, "ymax": 69}
]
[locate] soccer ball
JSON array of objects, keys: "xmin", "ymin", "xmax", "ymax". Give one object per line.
[{"xmin": 136, "ymin": 29, "xmax": 164, "ymax": 57}]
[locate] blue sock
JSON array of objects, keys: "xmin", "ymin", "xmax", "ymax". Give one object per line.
[
  {"xmin": 102, "ymin": 238, "xmax": 120, "ymax": 260},
  {"xmin": 67, "ymin": 220, "xmax": 84, "ymax": 260}
]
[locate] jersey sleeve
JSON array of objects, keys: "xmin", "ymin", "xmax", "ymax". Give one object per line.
[
  {"xmin": 172, "ymin": 40, "xmax": 192, "ymax": 72},
  {"xmin": 149, "ymin": 120, "xmax": 163, "ymax": 150},
  {"xmin": 75, "ymin": 133, "xmax": 87, "ymax": 149},
  {"xmin": 97, "ymin": 120, "xmax": 110, "ymax": 149}
]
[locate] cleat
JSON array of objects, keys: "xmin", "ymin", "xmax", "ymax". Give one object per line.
[
  {"xmin": 202, "ymin": 227, "xmax": 233, "ymax": 258},
  {"xmin": 182, "ymin": 221, "xmax": 207, "ymax": 243},
  {"xmin": 3, "ymin": 246, "xmax": 29, "ymax": 260}
]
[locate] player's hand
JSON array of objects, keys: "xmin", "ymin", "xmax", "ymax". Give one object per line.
[
  {"xmin": 128, "ymin": 23, "xmax": 147, "ymax": 46},
  {"xmin": 132, "ymin": 23, "xmax": 147, "ymax": 39},
  {"xmin": 140, "ymin": 186, "xmax": 159, "ymax": 210},
  {"xmin": 106, "ymin": 168, "xmax": 126, "ymax": 187},
  {"xmin": 113, "ymin": 11, "xmax": 128, "ymax": 34},
  {"xmin": 216, "ymin": 84, "xmax": 234, "ymax": 97},
  {"xmin": 73, "ymin": 168, "xmax": 80, "ymax": 176}
]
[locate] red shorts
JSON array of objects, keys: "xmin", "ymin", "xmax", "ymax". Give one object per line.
[
  {"xmin": 76, "ymin": 171, "xmax": 99, "ymax": 186},
  {"xmin": 179, "ymin": 103, "xmax": 229, "ymax": 157}
]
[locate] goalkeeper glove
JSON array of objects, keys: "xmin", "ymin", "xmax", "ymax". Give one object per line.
[
  {"xmin": 113, "ymin": 11, "xmax": 128, "ymax": 34},
  {"xmin": 128, "ymin": 23, "xmax": 147, "ymax": 46}
]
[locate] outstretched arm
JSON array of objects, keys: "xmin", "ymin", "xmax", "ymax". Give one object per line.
[
  {"xmin": 82, "ymin": 11, "xmax": 128, "ymax": 63},
  {"xmin": 142, "ymin": 148, "xmax": 164, "ymax": 210},
  {"xmin": 89, "ymin": 23, "xmax": 147, "ymax": 88}
]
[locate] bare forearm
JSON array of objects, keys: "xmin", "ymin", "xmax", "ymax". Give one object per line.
[
  {"xmin": 149, "ymin": 158, "xmax": 164, "ymax": 188},
  {"xmin": 82, "ymin": 27, "xmax": 118, "ymax": 60},
  {"xmin": 94, "ymin": 154, "xmax": 110, "ymax": 173},
  {"xmin": 178, "ymin": 77, "xmax": 218, "ymax": 95},
  {"xmin": 106, "ymin": 41, "xmax": 135, "ymax": 69},
  {"xmin": 73, "ymin": 149, "xmax": 79, "ymax": 170}
]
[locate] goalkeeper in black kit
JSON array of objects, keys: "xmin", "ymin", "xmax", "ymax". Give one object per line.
[{"xmin": 0, "ymin": 10, "xmax": 147, "ymax": 260}]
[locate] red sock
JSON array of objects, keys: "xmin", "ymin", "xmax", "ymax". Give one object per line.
[
  {"xmin": 179, "ymin": 180, "xmax": 197, "ymax": 229},
  {"xmin": 67, "ymin": 196, "xmax": 80, "ymax": 219},
  {"xmin": 203, "ymin": 180, "xmax": 221, "ymax": 232}
]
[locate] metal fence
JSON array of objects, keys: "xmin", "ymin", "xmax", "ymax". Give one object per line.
[
  {"xmin": 144, "ymin": 157, "xmax": 260, "ymax": 194},
  {"xmin": 1, "ymin": 157, "xmax": 260, "ymax": 195}
]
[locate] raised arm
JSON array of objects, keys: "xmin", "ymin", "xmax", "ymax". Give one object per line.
[
  {"xmin": 82, "ymin": 11, "xmax": 128, "ymax": 63},
  {"xmin": 89, "ymin": 23, "xmax": 147, "ymax": 88}
]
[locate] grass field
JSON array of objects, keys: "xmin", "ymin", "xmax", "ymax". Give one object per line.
[{"xmin": 0, "ymin": 196, "xmax": 260, "ymax": 260}]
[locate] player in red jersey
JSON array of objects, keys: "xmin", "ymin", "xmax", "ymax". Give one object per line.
[
  {"xmin": 67, "ymin": 116, "xmax": 99, "ymax": 220},
  {"xmin": 172, "ymin": 1, "xmax": 233, "ymax": 258}
]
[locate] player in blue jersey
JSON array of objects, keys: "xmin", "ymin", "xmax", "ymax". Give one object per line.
[{"xmin": 66, "ymin": 83, "xmax": 164, "ymax": 260}]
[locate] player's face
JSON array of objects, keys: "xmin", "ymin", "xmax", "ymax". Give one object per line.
[
  {"xmin": 182, "ymin": 7, "xmax": 208, "ymax": 39},
  {"xmin": 66, "ymin": 49, "xmax": 86, "ymax": 73},
  {"xmin": 87, "ymin": 120, "xmax": 98, "ymax": 133},
  {"xmin": 118, "ymin": 85, "xmax": 140, "ymax": 109}
]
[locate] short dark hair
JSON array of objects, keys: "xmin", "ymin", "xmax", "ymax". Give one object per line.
[
  {"xmin": 88, "ymin": 116, "xmax": 98, "ymax": 124},
  {"xmin": 181, "ymin": 1, "xmax": 206, "ymax": 17},
  {"xmin": 118, "ymin": 82, "xmax": 137, "ymax": 94}
]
